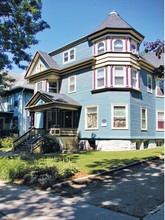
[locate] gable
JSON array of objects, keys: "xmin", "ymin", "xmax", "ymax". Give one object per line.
[
  {"xmin": 31, "ymin": 57, "xmax": 49, "ymax": 75},
  {"xmin": 25, "ymin": 51, "xmax": 59, "ymax": 79}
]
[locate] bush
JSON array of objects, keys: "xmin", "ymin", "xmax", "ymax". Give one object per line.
[
  {"xmin": 0, "ymin": 137, "xmax": 14, "ymax": 149},
  {"xmin": 41, "ymin": 134, "xmax": 61, "ymax": 153}
]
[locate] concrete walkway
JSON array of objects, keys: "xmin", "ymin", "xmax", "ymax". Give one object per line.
[{"xmin": 0, "ymin": 180, "xmax": 164, "ymax": 220}]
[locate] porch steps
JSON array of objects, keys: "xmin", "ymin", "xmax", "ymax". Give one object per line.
[{"xmin": 15, "ymin": 135, "xmax": 41, "ymax": 154}]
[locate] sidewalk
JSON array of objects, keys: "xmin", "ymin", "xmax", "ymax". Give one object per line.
[
  {"xmin": 0, "ymin": 180, "xmax": 164, "ymax": 220},
  {"xmin": 0, "ymin": 180, "xmax": 138, "ymax": 220}
]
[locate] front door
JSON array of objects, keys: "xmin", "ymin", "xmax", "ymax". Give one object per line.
[{"xmin": 35, "ymin": 112, "xmax": 43, "ymax": 128}]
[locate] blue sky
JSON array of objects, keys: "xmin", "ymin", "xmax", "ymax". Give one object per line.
[{"xmin": 14, "ymin": 0, "xmax": 164, "ymax": 73}]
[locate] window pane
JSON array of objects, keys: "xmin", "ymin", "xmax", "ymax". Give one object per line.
[
  {"xmin": 156, "ymin": 79, "xmax": 164, "ymax": 96},
  {"xmin": 69, "ymin": 76, "xmax": 75, "ymax": 92},
  {"xmin": 87, "ymin": 107, "xmax": 97, "ymax": 128},
  {"xmin": 114, "ymin": 40, "xmax": 123, "ymax": 52},
  {"xmin": 97, "ymin": 68, "xmax": 104, "ymax": 88},
  {"xmin": 70, "ymin": 50, "xmax": 75, "ymax": 60},
  {"xmin": 114, "ymin": 67, "xmax": 124, "ymax": 86},
  {"xmin": 158, "ymin": 112, "xmax": 164, "ymax": 129},
  {"xmin": 113, "ymin": 106, "xmax": 126, "ymax": 128},
  {"xmin": 97, "ymin": 42, "xmax": 104, "ymax": 54},
  {"xmin": 49, "ymin": 81, "xmax": 58, "ymax": 93}
]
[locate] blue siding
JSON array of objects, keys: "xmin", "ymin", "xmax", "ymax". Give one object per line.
[
  {"xmin": 130, "ymin": 69, "xmax": 156, "ymax": 139},
  {"xmin": 52, "ymin": 40, "xmax": 92, "ymax": 68},
  {"xmin": 61, "ymin": 68, "xmax": 131, "ymax": 139}
]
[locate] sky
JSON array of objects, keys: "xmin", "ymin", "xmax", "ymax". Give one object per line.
[{"xmin": 13, "ymin": 0, "xmax": 164, "ymax": 73}]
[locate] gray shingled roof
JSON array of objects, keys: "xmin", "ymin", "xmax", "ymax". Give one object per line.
[
  {"xmin": 38, "ymin": 50, "xmax": 59, "ymax": 69},
  {"xmin": 141, "ymin": 53, "xmax": 164, "ymax": 68},
  {"xmin": 5, "ymin": 72, "xmax": 34, "ymax": 90},
  {"xmin": 42, "ymin": 91, "xmax": 80, "ymax": 106},
  {"xmin": 94, "ymin": 11, "xmax": 133, "ymax": 32}
]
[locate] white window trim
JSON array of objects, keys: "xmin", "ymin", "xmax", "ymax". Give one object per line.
[
  {"xmin": 68, "ymin": 75, "xmax": 76, "ymax": 93},
  {"xmin": 85, "ymin": 106, "xmax": 98, "ymax": 130},
  {"xmin": 141, "ymin": 107, "xmax": 148, "ymax": 131},
  {"xmin": 63, "ymin": 48, "xmax": 76, "ymax": 64},
  {"xmin": 111, "ymin": 104, "xmax": 128, "ymax": 130},
  {"xmin": 113, "ymin": 66, "xmax": 126, "ymax": 87},
  {"xmin": 156, "ymin": 78, "xmax": 164, "ymax": 97},
  {"xmin": 156, "ymin": 110, "xmax": 164, "ymax": 131},
  {"xmin": 147, "ymin": 74, "xmax": 152, "ymax": 93},
  {"xmin": 96, "ymin": 68, "xmax": 105, "ymax": 89}
]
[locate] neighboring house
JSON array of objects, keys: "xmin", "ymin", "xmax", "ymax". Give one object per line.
[
  {"xmin": 0, "ymin": 73, "xmax": 34, "ymax": 137},
  {"xmin": 19, "ymin": 11, "xmax": 164, "ymax": 151}
]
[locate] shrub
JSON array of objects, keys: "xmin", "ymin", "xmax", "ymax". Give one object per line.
[
  {"xmin": 41, "ymin": 134, "xmax": 61, "ymax": 153},
  {"xmin": 0, "ymin": 137, "xmax": 14, "ymax": 149}
]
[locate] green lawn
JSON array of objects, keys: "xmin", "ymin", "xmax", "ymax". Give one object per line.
[{"xmin": 0, "ymin": 147, "xmax": 164, "ymax": 183}]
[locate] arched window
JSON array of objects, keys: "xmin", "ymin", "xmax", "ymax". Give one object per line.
[
  {"xmin": 114, "ymin": 40, "xmax": 123, "ymax": 52},
  {"xmin": 97, "ymin": 42, "xmax": 105, "ymax": 55}
]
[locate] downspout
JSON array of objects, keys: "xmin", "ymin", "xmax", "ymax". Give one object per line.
[{"xmin": 21, "ymin": 88, "xmax": 25, "ymax": 136}]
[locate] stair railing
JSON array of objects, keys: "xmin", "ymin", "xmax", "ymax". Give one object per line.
[{"xmin": 30, "ymin": 129, "xmax": 50, "ymax": 153}]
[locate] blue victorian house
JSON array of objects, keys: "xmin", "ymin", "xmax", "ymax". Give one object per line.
[{"xmin": 14, "ymin": 11, "xmax": 164, "ymax": 152}]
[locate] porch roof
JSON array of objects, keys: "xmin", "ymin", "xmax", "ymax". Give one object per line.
[{"xmin": 25, "ymin": 91, "xmax": 81, "ymax": 111}]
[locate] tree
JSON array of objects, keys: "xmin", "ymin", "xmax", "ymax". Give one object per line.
[
  {"xmin": 0, "ymin": 72, "xmax": 16, "ymax": 94},
  {"xmin": 144, "ymin": 40, "xmax": 164, "ymax": 59},
  {"xmin": 0, "ymin": 0, "xmax": 50, "ymax": 71}
]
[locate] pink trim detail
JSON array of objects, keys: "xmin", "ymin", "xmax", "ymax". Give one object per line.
[
  {"xmin": 110, "ymin": 66, "xmax": 113, "ymax": 87},
  {"xmin": 126, "ymin": 66, "xmax": 129, "ymax": 87},
  {"xmin": 138, "ymin": 71, "xmax": 140, "ymax": 89},
  {"xmin": 110, "ymin": 37, "xmax": 113, "ymax": 51},
  {"xmin": 130, "ymin": 67, "xmax": 132, "ymax": 87},
  {"xmin": 93, "ymin": 70, "xmax": 96, "ymax": 90},
  {"xmin": 125, "ymin": 38, "xmax": 128, "ymax": 52}
]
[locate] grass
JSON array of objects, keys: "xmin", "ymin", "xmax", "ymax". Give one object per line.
[{"xmin": 0, "ymin": 146, "xmax": 163, "ymax": 183}]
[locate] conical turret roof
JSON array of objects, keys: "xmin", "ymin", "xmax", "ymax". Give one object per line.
[{"xmin": 94, "ymin": 11, "xmax": 132, "ymax": 32}]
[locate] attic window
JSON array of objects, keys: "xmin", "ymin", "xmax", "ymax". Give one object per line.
[
  {"xmin": 63, "ymin": 48, "xmax": 76, "ymax": 64},
  {"xmin": 114, "ymin": 40, "xmax": 123, "ymax": 52}
]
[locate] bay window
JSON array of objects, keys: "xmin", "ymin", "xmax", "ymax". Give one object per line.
[
  {"xmin": 114, "ymin": 66, "xmax": 125, "ymax": 86},
  {"xmin": 114, "ymin": 40, "xmax": 123, "ymax": 52},
  {"xmin": 96, "ymin": 68, "xmax": 105, "ymax": 88},
  {"xmin": 132, "ymin": 69, "xmax": 139, "ymax": 89},
  {"xmin": 97, "ymin": 42, "xmax": 105, "ymax": 55}
]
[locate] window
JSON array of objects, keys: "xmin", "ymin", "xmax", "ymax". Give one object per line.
[
  {"xmin": 114, "ymin": 66, "xmax": 125, "ymax": 86},
  {"xmin": 36, "ymin": 63, "xmax": 45, "ymax": 73},
  {"xmin": 63, "ymin": 48, "xmax": 75, "ymax": 63},
  {"xmin": 48, "ymin": 81, "xmax": 58, "ymax": 93},
  {"xmin": 156, "ymin": 79, "xmax": 164, "ymax": 97},
  {"xmin": 112, "ymin": 105, "xmax": 128, "ymax": 129},
  {"xmin": 68, "ymin": 75, "xmax": 76, "ymax": 93},
  {"xmin": 132, "ymin": 69, "xmax": 139, "ymax": 89},
  {"xmin": 96, "ymin": 68, "xmax": 105, "ymax": 88},
  {"xmin": 37, "ymin": 82, "xmax": 42, "ymax": 91},
  {"xmin": 86, "ymin": 106, "xmax": 98, "ymax": 129},
  {"xmin": 147, "ymin": 75, "xmax": 152, "ymax": 93},
  {"xmin": 114, "ymin": 40, "xmax": 123, "ymax": 52},
  {"xmin": 156, "ymin": 111, "xmax": 164, "ymax": 131},
  {"xmin": 97, "ymin": 42, "xmax": 105, "ymax": 55},
  {"xmin": 141, "ymin": 108, "xmax": 147, "ymax": 130}
]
